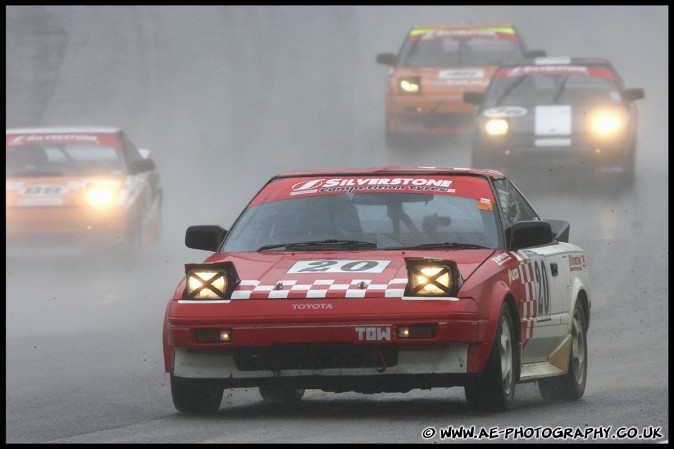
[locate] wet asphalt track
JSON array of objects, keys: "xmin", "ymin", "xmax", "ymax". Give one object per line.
[{"xmin": 6, "ymin": 6, "xmax": 668, "ymax": 443}]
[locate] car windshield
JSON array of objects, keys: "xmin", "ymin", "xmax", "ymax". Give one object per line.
[
  {"xmin": 486, "ymin": 73, "xmax": 620, "ymax": 107},
  {"xmin": 222, "ymin": 192, "xmax": 500, "ymax": 252},
  {"xmin": 401, "ymin": 35, "xmax": 523, "ymax": 67},
  {"xmin": 6, "ymin": 144, "xmax": 125, "ymax": 177}
]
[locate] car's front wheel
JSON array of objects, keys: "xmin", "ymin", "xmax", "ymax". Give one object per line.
[
  {"xmin": 170, "ymin": 374, "xmax": 224, "ymax": 414},
  {"xmin": 538, "ymin": 301, "xmax": 588, "ymax": 401},
  {"xmin": 465, "ymin": 303, "xmax": 516, "ymax": 411},
  {"xmin": 259, "ymin": 383, "xmax": 305, "ymax": 403}
]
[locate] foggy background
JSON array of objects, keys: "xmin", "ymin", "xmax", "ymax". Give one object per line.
[{"xmin": 6, "ymin": 5, "xmax": 668, "ymax": 443}]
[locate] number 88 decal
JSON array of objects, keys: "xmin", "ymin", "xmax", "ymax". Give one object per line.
[{"xmin": 21, "ymin": 185, "xmax": 65, "ymax": 196}]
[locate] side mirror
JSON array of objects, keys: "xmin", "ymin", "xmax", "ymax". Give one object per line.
[
  {"xmin": 525, "ymin": 49, "xmax": 547, "ymax": 58},
  {"xmin": 622, "ymin": 88, "xmax": 645, "ymax": 102},
  {"xmin": 185, "ymin": 225, "xmax": 227, "ymax": 252},
  {"xmin": 463, "ymin": 91, "xmax": 485, "ymax": 105},
  {"xmin": 377, "ymin": 53, "xmax": 397, "ymax": 66},
  {"xmin": 128, "ymin": 158, "xmax": 156, "ymax": 174},
  {"xmin": 506, "ymin": 220, "xmax": 553, "ymax": 251}
]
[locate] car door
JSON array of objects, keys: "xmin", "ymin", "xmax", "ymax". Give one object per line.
[{"xmin": 493, "ymin": 178, "xmax": 572, "ymax": 364}]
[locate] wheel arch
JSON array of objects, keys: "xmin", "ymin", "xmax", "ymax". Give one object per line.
[
  {"xmin": 574, "ymin": 288, "xmax": 591, "ymax": 331},
  {"xmin": 570, "ymin": 275, "xmax": 591, "ymax": 331},
  {"xmin": 162, "ymin": 301, "xmax": 175, "ymax": 373},
  {"xmin": 503, "ymin": 293, "xmax": 522, "ymax": 382},
  {"xmin": 468, "ymin": 280, "xmax": 520, "ymax": 374}
]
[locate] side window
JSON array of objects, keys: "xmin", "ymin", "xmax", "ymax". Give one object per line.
[
  {"xmin": 509, "ymin": 181, "xmax": 539, "ymax": 222},
  {"xmin": 494, "ymin": 179, "xmax": 539, "ymax": 228}
]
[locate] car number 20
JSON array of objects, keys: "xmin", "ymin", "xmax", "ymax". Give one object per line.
[{"xmin": 287, "ymin": 260, "xmax": 391, "ymax": 274}]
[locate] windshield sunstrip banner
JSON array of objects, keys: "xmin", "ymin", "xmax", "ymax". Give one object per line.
[{"xmin": 250, "ymin": 176, "xmax": 495, "ymax": 204}]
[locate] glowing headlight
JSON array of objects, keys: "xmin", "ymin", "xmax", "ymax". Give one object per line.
[
  {"xmin": 484, "ymin": 118, "xmax": 509, "ymax": 136},
  {"xmin": 399, "ymin": 77, "xmax": 421, "ymax": 94},
  {"xmin": 86, "ymin": 184, "xmax": 118, "ymax": 207},
  {"xmin": 414, "ymin": 266, "xmax": 451, "ymax": 294},
  {"xmin": 184, "ymin": 262, "xmax": 239, "ymax": 300},
  {"xmin": 591, "ymin": 110, "xmax": 623, "ymax": 136},
  {"xmin": 404, "ymin": 258, "xmax": 461, "ymax": 297},
  {"xmin": 187, "ymin": 270, "xmax": 227, "ymax": 299}
]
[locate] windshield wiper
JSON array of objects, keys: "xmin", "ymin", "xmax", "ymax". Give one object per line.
[
  {"xmin": 397, "ymin": 242, "xmax": 491, "ymax": 250},
  {"xmin": 258, "ymin": 239, "xmax": 378, "ymax": 252}
]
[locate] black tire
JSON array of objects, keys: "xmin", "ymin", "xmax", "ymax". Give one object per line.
[
  {"xmin": 465, "ymin": 303, "xmax": 516, "ymax": 411},
  {"xmin": 170, "ymin": 374, "xmax": 224, "ymax": 414},
  {"xmin": 538, "ymin": 301, "xmax": 588, "ymax": 401},
  {"xmin": 259, "ymin": 384, "xmax": 305, "ymax": 403}
]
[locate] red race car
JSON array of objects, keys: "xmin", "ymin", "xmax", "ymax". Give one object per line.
[
  {"xmin": 163, "ymin": 167, "xmax": 590, "ymax": 414},
  {"xmin": 6, "ymin": 127, "xmax": 162, "ymax": 258},
  {"xmin": 376, "ymin": 23, "xmax": 545, "ymax": 146}
]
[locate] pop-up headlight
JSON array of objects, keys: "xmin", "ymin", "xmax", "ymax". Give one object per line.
[
  {"xmin": 183, "ymin": 262, "xmax": 239, "ymax": 300},
  {"xmin": 404, "ymin": 257, "xmax": 462, "ymax": 297}
]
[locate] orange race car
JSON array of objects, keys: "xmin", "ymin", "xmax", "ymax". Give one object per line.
[
  {"xmin": 6, "ymin": 127, "xmax": 162, "ymax": 258},
  {"xmin": 376, "ymin": 23, "xmax": 545, "ymax": 146}
]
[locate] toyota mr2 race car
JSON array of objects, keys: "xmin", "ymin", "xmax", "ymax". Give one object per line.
[
  {"xmin": 463, "ymin": 57, "xmax": 644, "ymax": 183},
  {"xmin": 163, "ymin": 167, "xmax": 590, "ymax": 414},
  {"xmin": 6, "ymin": 127, "xmax": 163, "ymax": 258},
  {"xmin": 376, "ymin": 23, "xmax": 545, "ymax": 146}
]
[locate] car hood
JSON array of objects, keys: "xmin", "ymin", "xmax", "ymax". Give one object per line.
[
  {"xmin": 202, "ymin": 249, "xmax": 495, "ymax": 299},
  {"xmin": 6, "ymin": 174, "xmax": 126, "ymax": 208},
  {"xmin": 392, "ymin": 66, "xmax": 497, "ymax": 94}
]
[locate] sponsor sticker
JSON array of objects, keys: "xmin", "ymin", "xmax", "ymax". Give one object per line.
[
  {"xmin": 355, "ymin": 326, "xmax": 392, "ymax": 341},
  {"xmin": 508, "ymin": 267, "xmax": 520, "ymax": 284},
  {"xmin": 492, "ymin": 253, "xmax": 511, "ymax": 265},
  {"xmin": 290, "ymin": 177, "xmax": 456, "ymax": 195},
  {"xmin": 569, "ymin": 254, "xmax": 586, "ymax": 272},
  {"xmin": 477, "ymin": 197, "xmax": 493, "ymax": 211},
  {"xmin": 484, "ymin": 106, "xmax": 527, "ymax": 118},
  {"xmin": 439, "ymin": 69, "xmax": 485, "ymax": 79}
]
